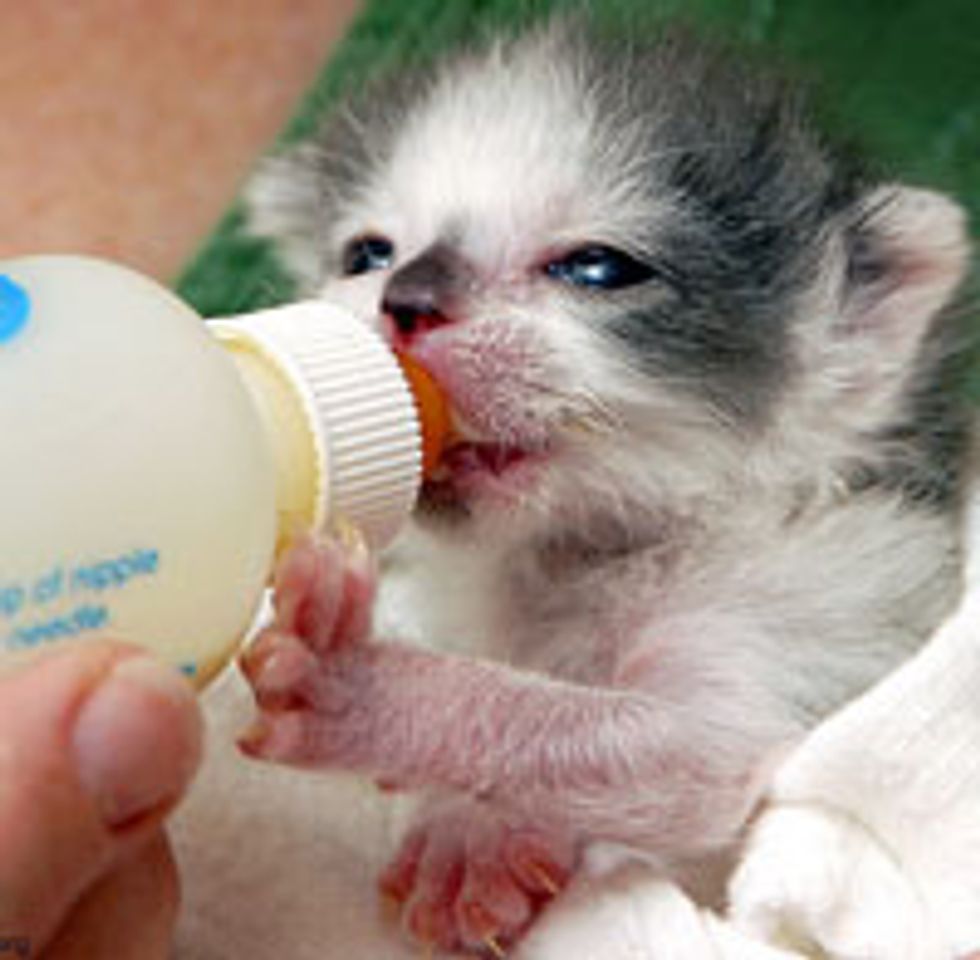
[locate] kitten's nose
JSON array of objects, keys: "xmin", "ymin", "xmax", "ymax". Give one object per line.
[{"xmin": 381, "ymin": 244, "xmax": 465, "ymax": 342}]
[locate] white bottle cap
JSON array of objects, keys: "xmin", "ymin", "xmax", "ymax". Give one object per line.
[{"xmin": 211, "ymin": 303, "xmax": 421, "ymax": 549}]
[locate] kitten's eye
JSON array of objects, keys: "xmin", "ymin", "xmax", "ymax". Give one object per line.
[
  {"xmin": 544, "ymin": 245, "xmax": 658, "ymax": 290},
  {"xmin": 341, "ymin": 235, "xmax": 395, "ymax": 276}
]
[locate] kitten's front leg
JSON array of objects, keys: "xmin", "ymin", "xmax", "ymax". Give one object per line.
[
  {"xmin": 240, "ymin": 539, "xmax": 769, "ymax": 949},
  {"xmin": 239, "ymin": 538, "xmax": 579, "ymax": 953},
  {"xmin": 242, "ymin": 591, "xmax": 763, "ymax": 856}
]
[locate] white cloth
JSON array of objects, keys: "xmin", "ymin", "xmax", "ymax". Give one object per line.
[{"xmin": 726, "ymin": 495, "xmax": 980, "ymax": 959}]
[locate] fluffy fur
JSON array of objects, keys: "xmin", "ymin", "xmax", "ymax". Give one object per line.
[{"xmin": 243, "ymin": 17, "xmax": 973, "ymax": 954}]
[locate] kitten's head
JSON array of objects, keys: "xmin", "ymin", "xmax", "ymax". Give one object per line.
[{"xmin": 249, "ymin": 20, "xmax": 971, "ymax": 543}]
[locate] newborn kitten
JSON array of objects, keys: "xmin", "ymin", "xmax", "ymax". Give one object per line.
[{"xmin": 240, "ymin": 18, "xmax": 973, "ymax": 956}]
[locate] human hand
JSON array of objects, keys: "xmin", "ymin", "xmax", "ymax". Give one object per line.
[{"xmin": 0, "ymin": 640, "xmax": 202, "ymax": 958}]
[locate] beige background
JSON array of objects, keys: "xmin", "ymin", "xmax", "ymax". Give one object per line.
[{"xmin": 0, "ymin": 1, "xmax": 360, "ymax": 281}]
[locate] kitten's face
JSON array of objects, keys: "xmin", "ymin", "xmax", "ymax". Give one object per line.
[
  {"xmin": 250, "ymin": 23, "xmax": 969, "ymax": 535},
  {"xmin": 320, "ymin": 37, "xmax": 695, "ymax": 528}
]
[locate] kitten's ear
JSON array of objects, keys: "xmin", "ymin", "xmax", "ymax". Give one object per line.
[
  {"xmin": 245, "ymin": 144, "xmax": 326, "ymax": 292},
  {"xmin": 842, "ymin": 185, "xmax": 969, "ymax": 341},
  {"xmin": 816, "ymin": 185, "xmax": 970, "ymax": 420}
]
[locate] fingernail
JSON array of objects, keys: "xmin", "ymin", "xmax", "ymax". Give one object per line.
[{"xmin": 72, "ymin": 655, "xmax": 202, "ymax": 829}]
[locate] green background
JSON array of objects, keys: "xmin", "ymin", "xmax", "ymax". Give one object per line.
[{"xmin": 177, "ymin": 0, "xmax": 979, "ymax": 322}]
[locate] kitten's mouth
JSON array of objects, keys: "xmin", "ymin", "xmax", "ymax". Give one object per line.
[
  {"xmin": 431, "ymin": 440, "xmax": 532, "ymax": 481},
  {"xmin": 395, "ymin": 338, "xmax": 548, "ymax": 519},
  {"xmin": 419, "ymin": 428, "xmax": 544, "ymax": 520}
]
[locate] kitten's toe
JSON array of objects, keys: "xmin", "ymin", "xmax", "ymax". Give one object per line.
[
  {"xmin": 382, "ymin": 801, "xmax": 575, "ymax": 955},
  {"xmin": 270, "ymin": 533, "xmax": 377, "ymax": 653},
  {"xmin": 239, "ymin": 630, "xmax": 319, "ymax": 710}
]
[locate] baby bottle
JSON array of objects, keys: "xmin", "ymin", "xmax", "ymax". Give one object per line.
[{"xmin": 0, "ymin": 255, "xmax": 448, "ymax": 687}]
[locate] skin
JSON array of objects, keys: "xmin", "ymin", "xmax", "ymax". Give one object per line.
[
  {"xmin": 0, "ymin": 641, "xmax": 201, "ymax": 958},
  {"xmin": 0, "ymin": 0, "xmax": 359, "ymax": 280}
]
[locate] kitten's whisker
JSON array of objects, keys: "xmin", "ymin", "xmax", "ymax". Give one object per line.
[{"xmin": 521, "ymin": 380, "xmax": 624, "ymax": 436}]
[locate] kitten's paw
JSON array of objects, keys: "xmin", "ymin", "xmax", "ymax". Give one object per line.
[
  {"xmin": 729, "ymin": 804, "xmax": 948, "ymax": 960},
  {"xmin": 240, "ymin": 534, "xmax": 376, "ymax": 708},
  {"xmin": 271, "ymin": 532, "xmax": 377, "ymax": 653},
  {"xmin": 238, "ymin": 535, "xmax": 381, "ymax": 762},
  {"xmin": 380, "ymin": 799, "xmax": 576, "ymax": 956}
]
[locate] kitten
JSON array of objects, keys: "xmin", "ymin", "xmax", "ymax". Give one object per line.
[{"xmin": 239, "ymin": 17, "xmax": 973, "ymax": 956}]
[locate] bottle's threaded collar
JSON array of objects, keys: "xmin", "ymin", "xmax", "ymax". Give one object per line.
[{"xmin": 211, "ymin": 303, "xmax": 422, "ymax": 549}]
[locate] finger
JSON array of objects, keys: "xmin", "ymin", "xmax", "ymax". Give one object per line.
[
  {"xmin": 0, "ymin": 640, "xmax": 202, "ymax": 949},
  {"xmin": 43, "ymin": 832, "xmax": 178, "ymax": 960}
]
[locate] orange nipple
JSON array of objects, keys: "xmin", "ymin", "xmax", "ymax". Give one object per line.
[{"xmin": 396, "ymin": 352, "xmax": 452, "ymax": 478}]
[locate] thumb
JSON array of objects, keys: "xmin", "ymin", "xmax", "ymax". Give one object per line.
[{"xmin": 0, "ymin": 641, "xmax": 202, "ymax": 950}]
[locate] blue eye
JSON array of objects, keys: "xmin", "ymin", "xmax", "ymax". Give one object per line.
[
  {"xmin": 544, "ymin": 245, "xmax": 658, "ymax": 290},
  {"xmin": 342, "ymin": 235, "xmax": 395, "ymax": 276}
]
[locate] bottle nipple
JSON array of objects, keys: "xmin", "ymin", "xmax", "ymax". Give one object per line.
[{"xmin": 395, "ymin": 352, "xmax": 451, "ymax": 478}]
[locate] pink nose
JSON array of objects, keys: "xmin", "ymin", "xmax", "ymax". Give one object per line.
[
  {"xmin": 383, "ymin": 304, "xmax": 452, "ymax": 348},
  {"xmin": 380, "ymin": 242, "xmax": 468, "ymax": 346}
]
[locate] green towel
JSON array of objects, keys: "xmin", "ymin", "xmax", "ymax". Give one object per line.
[{"xmin": 177, "ymin": 0, "xmax": 978, "ymax": 319}]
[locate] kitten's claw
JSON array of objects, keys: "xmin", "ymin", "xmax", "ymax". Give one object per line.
[
  {"xmin": 482, "ymin": 933, "xmax": 507, "ymax": 958},
  {"xmin": 525, "ymin": 864, "xmax": 560, "ymax": 897}
]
